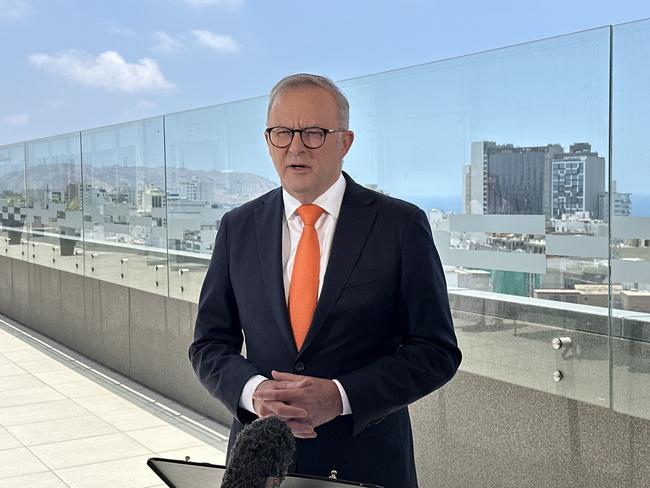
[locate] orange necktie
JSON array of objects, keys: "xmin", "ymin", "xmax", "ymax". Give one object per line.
[{"xmin": 289, "ymin": 204, "xmax": 325, "ymax": 350}]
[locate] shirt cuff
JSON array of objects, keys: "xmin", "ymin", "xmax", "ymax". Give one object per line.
[
  {"xmin": 333, "ymin": 379, "xmax": 352, "ymax": 415},
  {"xmin": 239, "ymin": 374, "xmax": 267, "ymax": 414}
]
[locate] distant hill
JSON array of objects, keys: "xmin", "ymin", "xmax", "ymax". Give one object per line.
[{"xmin": 0, "ymin": 163, "xmax": 278, "ymax": 204}]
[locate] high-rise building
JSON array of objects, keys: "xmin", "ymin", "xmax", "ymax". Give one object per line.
[
  {"xmin": 140, "ymin": 185, "xmax": 164, "ymax": 213},
  {"xmin": 65, "ymin": 182, "xmax": 80, "ymax": 205},
  {"xmin": 467, "ymin": 141, "xmax": 606, "ymax": 218},
  {"xmin": 113, "ymin": 183, "xmax": 137, "ymax": 207},
  {"xmin": 598, "ymin": 180, "xmax": 632, "ymax": 218},
  {"xmin": 462, "ymin": 164, "xmax": 471, "ymax": 214},
  {"xmin": 179, "ymin": 176, "xmax": 201, "ymax": 201},
  {"xmin": 468, "ymin": 141, "xmax": 490, "ymax": 215},
  {"xmin": 551, "ymin": 143, "xmax": 605, "ymax": 219},
  {"xmin": 468, "ymin": 141, "xmax": 563, "ymax": 216}
]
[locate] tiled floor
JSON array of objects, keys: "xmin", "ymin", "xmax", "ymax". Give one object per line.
[{"xmin": 0, "ymin": 314, "xmax": 229, "ymax": 488}]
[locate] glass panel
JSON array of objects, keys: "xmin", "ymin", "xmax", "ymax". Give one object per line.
[
  {"xmin": 0, "ymin": 143, "xmax": 27, "ymax": 261},
  {"xmin": 81, "ymin": 118, "xmax": 167, "ymax": 295},
  {"xmin": 5, "ymin": 22, "xmax": 645, "ymax": 421},
  {"xmin": 341, "ymin": 26, "xmax": 611, "ymax": 407},
  {"xmin": 453, "ymin": 307, "xmax": 609, "ymax": 402},
  {"xmin": 25, "ymin": 134, "xmax": 83, "ymax": 273},
  {"xmin": 164, "ymin": 98, "xmax": 275, "ymax": 301},
  {"xmin": 611, "ymin": 18, "xmax": 650, "ymax": 420}
]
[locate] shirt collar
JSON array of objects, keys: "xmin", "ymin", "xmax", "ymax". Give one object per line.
[{"xmin": 283, "ymin": 172, "xmax": 346, "ymax": 221}]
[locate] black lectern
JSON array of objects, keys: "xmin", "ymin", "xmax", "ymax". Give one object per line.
[{"xmin": 147, "ymin": 457, "xmax": 383, "ymax": 488}]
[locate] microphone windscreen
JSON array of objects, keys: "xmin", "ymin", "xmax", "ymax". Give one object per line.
[{"xmin": 221, "ymin": 416, "xmax": 295, "ymax": 488}]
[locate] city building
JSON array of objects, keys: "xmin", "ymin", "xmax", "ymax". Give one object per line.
[
  {"xmin": 535, "ymin": 284, "xmax": 650, "ymax": 312},
  {"xmin": 462, "ymin": 164, "xmax": 472, "ymax": 214},
  {"xmin": 599, "ymin": 180, "xmax": 632, "ymax": 218},
  {"xmin": 535, "ymin": 284, "xmax": 619, "ymax": 307},
  {"xmin": 551, "ymin": 211, "xmax": 608, "ymax": 235},
  {"xmin": 551, "ymin": 143, "xmax": 606, "ymax": 219},
  {"xmin": 445, "ymin": 267, "xmax": 492, "ymax": 291},
  {"xmin": 467, "ymin": 141, "xmax": 607, "ymax": 219},
  {"xmin": 468, "ymin": 141, "xmax": 564, "ymax": 216}
]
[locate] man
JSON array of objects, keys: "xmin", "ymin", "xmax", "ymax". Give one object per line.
[{"xmin": 189, "ymin": 73, "xmax": 461, "ymax": 488}]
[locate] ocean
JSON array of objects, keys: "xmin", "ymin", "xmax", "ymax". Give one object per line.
[
  {"xmin": 398, "ymin": 195, "xmax": 462, "ymax": 214},
  {"xmin": 399, "ymin": 193, "xmax": 650, "ymax": 217}
]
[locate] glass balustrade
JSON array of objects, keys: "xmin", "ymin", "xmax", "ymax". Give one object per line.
[{"xmin": 0, "ymin": 20, "xmax": 648, "ymax": 421}]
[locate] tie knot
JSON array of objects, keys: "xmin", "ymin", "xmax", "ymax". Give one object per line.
[{"xmin": 296, "ymin": 204, "xmax": 324, "ymax": 226}]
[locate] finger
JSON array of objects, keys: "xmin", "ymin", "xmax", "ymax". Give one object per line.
[
  {"xmin": 254, "ymin": 389, "xmax": 304, "ymax": 405},
  {"xmin": 293, "ymin": 431, "xmax": 317, "ymax": 439},
  {"xmin": 253, "ymin": 378, "xmax": 313, "ymax": 399},
  {"xmin": 293, "ymin": 432, "xmax": 317, "ymax": 439},
  {"xmin": 272, "ymin": 370, "xmax": 304, "ymax": 382},
  {"xmin": 286, "ymin": 420, "xmax": 317, "ymax": 439},
  {"xmin": 263, "ymin": 400, "xmax": 308, "ymax": 419},
  {"xmin": 256, "ymin": 401, "xmax": 303, "ymax": 420},
  {"xmin": 273, "ymin": 378, "xmax": 313, "ymax": 390}
]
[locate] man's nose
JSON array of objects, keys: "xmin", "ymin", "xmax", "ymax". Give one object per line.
[{"xmin": 287, "ymin": 130, "xmax": 307, "ymax": 153}]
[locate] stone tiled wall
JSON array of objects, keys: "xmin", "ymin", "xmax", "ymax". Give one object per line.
[{"xmin": 0, "ymin": 254, "xmax": 230, "ymax": 427}]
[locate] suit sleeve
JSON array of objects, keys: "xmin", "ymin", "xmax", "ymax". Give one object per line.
[
  {"xmin": 337, "ymin": 208, "xmax": 462, "ymax": 436},
  {"xmin": 189, "ymin": 211, "xmax": 261, "ymax": 423}
]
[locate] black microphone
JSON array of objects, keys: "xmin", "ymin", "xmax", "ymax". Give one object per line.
[{"xmin": 221, "ymin": 416, "xmax": 296, "ymax": 488}]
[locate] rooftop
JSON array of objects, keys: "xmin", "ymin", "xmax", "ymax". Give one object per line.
[{"xmin": 0, "ymin": 314, "xmax": 228, "ymax": 488}]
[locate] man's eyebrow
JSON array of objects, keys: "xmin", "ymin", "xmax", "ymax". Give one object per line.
[{"xmin": 275, "ymin": 123, "xmax": 321, "ymax": 126}]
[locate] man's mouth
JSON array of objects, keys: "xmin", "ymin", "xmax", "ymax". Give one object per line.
[{"xmin": 288, "ymin": 164, "xmax": 309, "ymax": 169}]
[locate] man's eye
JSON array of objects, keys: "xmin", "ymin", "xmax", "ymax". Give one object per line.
[{"xmin": 274, "ymin": 129, "xmax": 291, "ymax": 136}]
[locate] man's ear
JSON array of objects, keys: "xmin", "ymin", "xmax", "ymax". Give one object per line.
[
  {"xmin": 339, "ymin": 130, "xmax": 354, "ymax": 158},
  {"xmin": 264, "ymin": 131, "xmax": 273, "ymax": 156}
]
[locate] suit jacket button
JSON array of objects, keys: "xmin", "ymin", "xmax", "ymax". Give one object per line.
[{"xmin": 294, "ymin": 362, "xmax": 305, "ymax": 372}]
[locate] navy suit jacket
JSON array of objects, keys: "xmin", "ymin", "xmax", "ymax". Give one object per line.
[{"xmin": 189, "ymin": 172, "xmax": 461, "ymax": 488}]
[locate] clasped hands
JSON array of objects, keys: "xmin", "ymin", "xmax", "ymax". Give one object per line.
[{"xmin": 252, "ymin": 370, "xmax": 343, "ymax": 439}]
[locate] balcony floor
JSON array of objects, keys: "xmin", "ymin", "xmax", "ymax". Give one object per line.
[{"xmin": 0, "ymin": 314, "xmax": 228, "ymax": 488}]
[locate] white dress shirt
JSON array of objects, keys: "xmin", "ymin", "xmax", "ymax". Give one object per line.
[{"xmin": 239, "ymin": 173, "xmax": 352, "ymax": 416}]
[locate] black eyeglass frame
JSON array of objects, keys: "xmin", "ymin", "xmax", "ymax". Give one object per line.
[{"xmin": 265, "ymin": 126, "xmax": 347, "ymax": 149}]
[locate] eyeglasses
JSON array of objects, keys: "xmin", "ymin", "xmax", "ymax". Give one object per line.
[{"xmin": 265, "ymin": 126, "xmax": 347, "ymax": 149}]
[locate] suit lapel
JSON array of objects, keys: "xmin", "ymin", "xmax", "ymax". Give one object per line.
[
  {"xmin": 254, "ymin": 189, "xmax": 297, "ymax": 355},
  {"xmin": 298, "ymin": 174, "xmax": 378, "ymax": 356}
]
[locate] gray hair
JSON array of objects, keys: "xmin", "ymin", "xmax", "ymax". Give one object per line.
[{"xmin": 267, "ymin": 73, "xmax": 350, "ymax": 129}]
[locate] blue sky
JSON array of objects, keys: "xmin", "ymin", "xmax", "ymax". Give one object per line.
[{"xmin": 1, "ymin": 0, "xmax": 648, "ymax": 145}]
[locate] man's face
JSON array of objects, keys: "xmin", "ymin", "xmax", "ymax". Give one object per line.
[{"xmin": 266, "ymin": 86, "xmax": 354, "ymax": 203}]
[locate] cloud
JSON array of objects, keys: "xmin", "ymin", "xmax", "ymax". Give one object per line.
[
  {"xmin": 152, "ymin": 31, "xmax": 182, "ymax": 53},
  {"xmin": 28, "ymin": 50, "xmax": 175, "ymax": 93},
  {"xmin": 3, "ymin": 113, "xmax": 30, "ymax": 126},
  {"xmin": 0, "ymin": 0, "xmax": 32, "ymax": 19},
  {"xmin": 191, "ymin": 30, "xmax": 239, "ymax": 53},
  {"xmin": 180, "ymin": 0, "xmax": 243, "ymax": 8}
]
